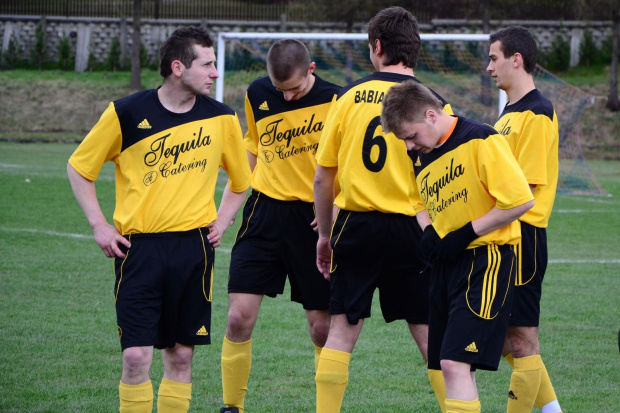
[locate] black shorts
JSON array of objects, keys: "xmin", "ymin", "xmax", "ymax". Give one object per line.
[
  {"xmin": 114, "ymin": 228, "xmax": 214, "ymax": 351},
  {"xmin": 427, "ymin": 244, "xmax": 516, "ymax": 371},
  {"xmin": 510, "ymin": 222, "xmax": 547, "ymax": 327},
  {"xmin": 228, "ymin": 191, "xmax": 330, "ymax": 310},
  {"xmin": 328, "ymin": 210, "xmax": 429, "ymax": 325}
]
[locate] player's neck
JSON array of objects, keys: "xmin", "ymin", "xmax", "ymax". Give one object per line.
[
  {"xmin": 158, "ymin": 81, "xmax": 197, "ymax": 114},
  {"xmin": 505, "ymin": 76, "xmax": 536, "ymax": 106},
  {"xmin": 379, "ymin": 62, "xmax": 415, "ymax": 77}
]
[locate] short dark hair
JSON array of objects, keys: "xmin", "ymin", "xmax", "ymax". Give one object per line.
[
  {"xmin": 159, "ymin": 26, "xmax": 214, "ymax": 78},
  {"xmin": 490, "ymin": 26, "xmax": 538, "ymax": 74},
  {"xmin": 367, "ymin": 6, "xmax": 420, "ymax": 69},
  {"xmin": 381, "ymin": 80, "xmax": 443, "ymax": 136},
  {"xmin": 266, "ymin": 39, "xmax": 312, "ymax": 82}
]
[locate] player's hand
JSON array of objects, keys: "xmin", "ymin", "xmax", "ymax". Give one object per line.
[
  {"xmin": 92, "ymin": 223, "xmax": 130, "ymax": 258},
  {"xmin": 310, "ymin": 217, "xmax": 318, "ymax": 232},
  {"xmin": 207, "ymin": 221, "xmax": 225, "ymax": 248},
  {"xmin": 419, "ymin": 224, "xmax": 440, "ymax": 263},
  {"xmin": 316, "ymin": 236, "xmax": 332, "ymax": 280},
  {"xmin": 435, "ymin": 222, "xmax": 478, "ymax": 261}
]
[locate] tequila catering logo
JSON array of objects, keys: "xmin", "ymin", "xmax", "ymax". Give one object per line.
[
  {"xmin": 259, "ymin": 114, "xmax": 323, "ymax": 160},
  {"xmin": 142, "ymin": 127, "xmax": 210, "ymax": 181},
  {"xmin": 419, "ymin": 157, "xmax": 469, "ymax": 220}
]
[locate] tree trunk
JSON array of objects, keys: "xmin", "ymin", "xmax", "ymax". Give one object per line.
[
  {"xmin": 130, "ymin": 0, "xmax": 143, "ymax": 91},
  {"xmin": 607, "ymin": 12, "xmax": 620, "ymax": 111}
]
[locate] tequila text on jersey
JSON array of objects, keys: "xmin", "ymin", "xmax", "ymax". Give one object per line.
[
  {"xmin": 497, "ymin": 118, "xmax": 511, "ymax": 135},
  {"xmin": 354, "ymin": 89, "xmax": 384, "ymax": 104},
  {"xmin": 419, "ymin": 157, "xmax": 465, "ymax": 203},
  {"xmin": 144, "ymin": 127, "xmax": 212, "ymax": 166},
  {"xmin": 260, "ymin": 114, "xmax": 323, "ymax": 148}
]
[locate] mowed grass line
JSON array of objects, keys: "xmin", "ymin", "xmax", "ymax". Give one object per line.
[{"xmin": 0, "ymin": 142, "xmax": 618, "ymax": 412}]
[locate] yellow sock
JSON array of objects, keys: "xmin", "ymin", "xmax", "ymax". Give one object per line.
[
  {"xmin": 504, "ymin": 353, "xmax": 515, "ymax": 368},
  {"xmin": 536, "ymin": 362, "xmax": 561, "ymax": 412},
  {"xmin": 445, "ymin": 398, "xmax": 480, "ymax": 413},
  {"xmin": 119, "ymin": 381, "xmax": 153, "ymax": 413},
  {"xmin": 157, "ymin": 378, "xmax": 191, "ymax": 413},
  {"xmin": 315, "ymin": 348, "xmax": 351, "ymax": 413},
  {"xmin": 221, "ymin": 336, "xmax": 252, "ymax": 413},
  {"xmin": 314, "ymin": 343, "xmax": 323, "ymax": 372},
  {"xmin": 428, "ymin": 368, "xmax": 446, "ymax": 413},
  {"xmin": 507, "ymin": 355, "xmax": 543, "ymax": 413}
]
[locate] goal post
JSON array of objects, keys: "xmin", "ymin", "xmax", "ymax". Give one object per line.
[
  {"xmin": 215, "ymin": 31, "xmax": 607, "ymax": 197},
  {"xmin": 216, "ymin": 31, "xmax": 506, "ymax": 114}
]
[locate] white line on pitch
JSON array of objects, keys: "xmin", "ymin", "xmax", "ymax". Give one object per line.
[
  {"xmin": 554, "ymin": 209, "xmax": 612, "ymax": 213},
  {"xmin": 0, "ymin": 227, "xmax": 232, "ymax": 254},
  {"xmin": 549, "ymin": 259, "xmax": 620, "ymax": 264}
]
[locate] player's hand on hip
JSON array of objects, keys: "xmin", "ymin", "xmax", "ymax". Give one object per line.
[{"xmin": 93, "ymin": 223, "xmax": 130, "ymax": 258}]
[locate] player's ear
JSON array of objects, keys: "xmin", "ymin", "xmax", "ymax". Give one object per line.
[
  {"xmin": 308, "ymin": 61, "xmax": 316, "ymax": 74},
  {"xmin": 170, "ymin": 59, "xmax": 183, "ymax": 77},
  {"xmin": 513, "ymin": 53, "xmax": 523, "ymax": 69}
]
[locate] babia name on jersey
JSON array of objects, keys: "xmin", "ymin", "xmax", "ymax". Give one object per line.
[
  {"xmin": 419, "ymin": 158, "xmax": 469, "ymax": 219},
  {"xmin": 259, "ymin": 114, "xmax": 323, "ymax": 148},
  {"xmin": 144, "ymin": 127, "xmax": 212, "ymax": 167},
  {"xmin": 354, "ymin": 89, "xmax": 384, "ymax": 104}
]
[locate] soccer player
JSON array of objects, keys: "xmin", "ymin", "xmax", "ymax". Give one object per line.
[
  {"xmin": 487, "ymin": 26, "xmax": 562, "ymax": 413},
  {"xmin": 313, "ymin": 7, "xmax": 453, "ymax": 412},
  {"xmin": 380, "ymin": 79, "xmax": 535, "ymax": 413},
  {"xmin": 220, "ymin": 39, "xmax": 340, "ymax": 413},
  {"xmin": 67, "ymin": 27, "xmax": 251, "ymax": 413}
]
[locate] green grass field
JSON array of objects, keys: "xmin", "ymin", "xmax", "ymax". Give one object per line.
[{"xmin": 0, "ymin": 142, "xmax": 618, "ymax": 412}]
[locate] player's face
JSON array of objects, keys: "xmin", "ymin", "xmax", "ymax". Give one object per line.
[
  {"xmin": 397, "ymin": 118, "xmax": 440, "ymax": 154},
  {"xmin": 180, "ymin": 45, "xmax": 219, "ymax": 96},
  {"xmin": 272, "ymin": 64, "xmax": 316, "ymax": 101},
  {"xmin": 487, "ymin": 41, "xmax": 513, "ymax": 91}
]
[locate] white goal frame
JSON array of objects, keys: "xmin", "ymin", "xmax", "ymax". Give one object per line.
[{"xmin": 215, "ymin": 32, "xmax": 508, "ymax": 114}]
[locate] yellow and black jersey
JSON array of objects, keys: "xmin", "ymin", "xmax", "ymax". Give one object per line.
[
  {"xmin": 69, "ymin": 89, "xmax": 251, "ymax": 235},
  {"xmin": 245, "ymin": 75, "xmax": 340, "ymax": 202},
  {"xmin": 411, "ymin": 117, "xmax": 534, "ymax": 247},
  {"xmin": 494, "ymin": 89, "xmax": 558, "ymax": 228},
  {"xmin": 316, "ymin": 72, "xmax": 452, "ymax": 215}
]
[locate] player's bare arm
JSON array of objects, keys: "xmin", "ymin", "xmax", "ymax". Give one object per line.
[
  {"xmin": 67, "ymin": 163, "xmax": 130, "ymax": 258},
  {"xmin": 313, "ymin": 164, "xmax": 337, "ymax": 279},
  {"xmin": 471, "ymin": 201, "xmax": 534, "ymax": 236},
  {"xmin": 210, "ymin": 184, "xmax": 248, "ymax": 248}
]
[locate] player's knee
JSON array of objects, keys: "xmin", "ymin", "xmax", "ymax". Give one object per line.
[
  {"xmin": 308, "ymin": 313, "xmax": 330, "ymax": 346},
  {"xmin": 122, "ymin": 347, "xmax": 152, "ymax": 371},
  {"xmin": 226, "ymin": 307, "xmax": 256, "ymax": 339}
]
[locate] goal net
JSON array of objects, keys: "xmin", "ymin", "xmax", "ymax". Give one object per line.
[{"xmin": 215, "ymin": 32, "xmax": 608, "ymax": 197}]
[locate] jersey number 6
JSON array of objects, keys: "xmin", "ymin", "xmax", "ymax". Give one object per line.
[{"xmin": 362, "ymin": 116, "xmax": 388, "ymax": 172}]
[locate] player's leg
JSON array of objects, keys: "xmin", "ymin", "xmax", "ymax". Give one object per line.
[
  {"xmin": 221, "ymin": 293, "xmax": 263, "ymax": 413},
  {"xmin": 306, "ymin": 309, "xmax": 331, "ymax": 371},
  {"xmin": 115, "ymin": 234, "xmax": 164, "ymax": 413},
  {"xmin": 506, "ymin": 224, "xmax": 561, "ymax": 413},
  {"xmin": 158, "ymin": 344, "xmax": 194, "ymax": 413},
  {"xmin": 222, "ymin": 191, "xmax": 287, "ymax": 412},
  {"xmin": 439, "ymin": 245, "xmax": 516, "ymax": 413},
  {"xmin": 315, "ymin": 314, "xmax": 364, "ymax": 413},
  {"xmin": 120, "ymin": 346, "xmax": 155, "ymax": 413},
  {"xmin": 156, "ymin": 228, "xmax": 214, "ymax": 413},
  {"xmin": 283, "ymin": 200, "xmax": 331, "ymax": 371}
]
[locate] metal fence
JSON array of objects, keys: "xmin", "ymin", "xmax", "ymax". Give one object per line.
[{"xmin": 0, "ymin": 0, "xmax": 608, "ymax": 23}]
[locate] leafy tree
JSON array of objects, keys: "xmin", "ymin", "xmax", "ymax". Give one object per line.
[
  {"xmin": 31, "ymin": 21, "xmax": 47, "ymax": 70},
  {"xmin": 58, "ymin": 33, "xmax": 72, "ymax": 70}
]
